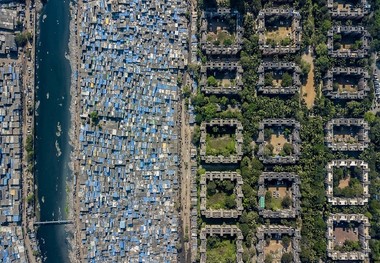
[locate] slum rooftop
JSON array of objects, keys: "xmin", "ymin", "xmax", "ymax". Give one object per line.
[
  {"xmin": 77, "ymin": 0, "xmax": 187, "ymax": 261},
  {"xmin": 0, "ymin": 62, "xmax": 25, "ymax": 261},
  {"xmin": 0, "ymin": 63, "xmax": 22, "ymax": 224}
]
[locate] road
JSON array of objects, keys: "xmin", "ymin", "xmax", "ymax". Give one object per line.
[
  {"xmin": 179, "ymin": 0, "xmax": 197, "ymax": 261},
  {"xmin": 70, "ymin": 0, "xmax": 84, "ymax": 261},
  {"xmin": 180, "ymin": 96, "xmax": 192, "ymax": 261},
  {"xmin": 19, "ymin": 0, "xmax": 39, "ymax": 261}
]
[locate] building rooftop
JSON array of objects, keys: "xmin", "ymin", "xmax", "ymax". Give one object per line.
[
  {"xmin": 258, "ymin": 172, "xmax": 301, "ymax": 218},
  {"xmin": 325, "ymin": 159, "xmax": 370, "ymax": 206},
  {"xmin": 77, "ymin": 0, "xmax": 188, "ymax": 261},
  {"xmin": 325, "ymin": 118, "xmax": 370, "ymax": 151}
]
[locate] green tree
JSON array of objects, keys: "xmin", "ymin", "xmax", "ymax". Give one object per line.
[
  {"xmin": 300, "ymin": 59, "xmax": 311, "ymax": 77},
  {"xmin": 15, "ymin": 32, "xmax": 28, "ymax": 47},
  {"xmin": 265, "ymin": 191, "xmax": 272, "ymax": 208},
  {"xmin": 264, "ymin": 254, "xmax": 273, "ymax": 263},
  {"xmin": 207, "ymin": 76, "xmax": 218, "ymax": 87},
  {"xmin": 222, "ymin": 180, "xmax": 235, "ymax": 193},
  {"xmin": 225, "ymin": 194, "xmax": 237, "ymax": 209},
  {"xmin": 282, "ymin": 235, "xmax": 291, "ymax": 248},
  {"xmin": 281, "ymin": 194, "xmax": 292, "ymax": 209},
  {"xmin": 281, "ymin": 72, "xmax": 293, "ymax": 87},
  {"xmin": 89, "ymin": 111, "xmax": 99, "ymax": 125},
  {"xmin": 281, "ymin": 37, "xmax": 292, "ymax": 46},
  {"xmin": 264, "ymin": 73, "xmax": 274, "ymax": 86},
  {"xmin": 223, "ymin": 38, "xmax": 233, "ymax": 46},
  {"xmin": 282, "ymin": 143, "xmax": 293, "ymax": 155},
  {"xmin": 207, "ymin": 181, "xmax": 217, "ymax": 196},
  {"xmin": 281, "ymin": 252, "xmax": 293, "ymax": 263}
]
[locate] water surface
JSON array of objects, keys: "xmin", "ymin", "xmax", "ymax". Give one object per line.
[{"xmin": 35, "ymin": 0, "xmax": 72, "ymax": 261}]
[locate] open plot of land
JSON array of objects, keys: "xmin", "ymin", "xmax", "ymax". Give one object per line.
[
  {"xmin": 206, "ymin": 179, "xmax": 236, "ymax": 210},
  {"xmin": 334, "ymin": 226, "xmax": 359, "ymax": 246},
  {"xmin": 301, "ymin": 52, "xmax": 316, "ymax": 108},
  {"xmin": 206, "ymin": 17, "xmax": 236, "ymax": 45},
  {"xmin": 207, "ymin": 192, "xmax": 229, "ymax": 209},
  {"xmin": 206, "ymin": 134, "xmax": 236, "ymax": 156},
  {"xmin": 265, "ymin": 27, "xmax": 292, "ymax": 43},
  {"xmin": 333, "ymin": 126, "xmax": 360, "ymax": 143},
  {"xmin": 334, "ymin": 74, "xmax": 360, "ymax": 93},
  {"xmin": 264, "ymin": 127, "xmax": 293, "ymax": 157},
  {"xmin": 268, "ymin": 186, "xmax": 291, "ymax": 198},
  {"xmin": 339, "ymin": 177, "xmax": 351, "ymax": 188},
  {"xmin": 265, "ymin": 181, "xmax": 292, "ymax": 210},
  {"xmin": 270, "ymin": 134, "xmax": 288, "ymax": 155},
  {"xmin": 264, "ymin": 239, "xmax": 292, "ymax": 263},
  {"xmin": 333, "ymin": 166, "xmax": 364, "ymax": 198},
  {"xmin": 207, "ymin": 69, "xmax": 237, "ymax": 87},
  {"xmin": 206, "ymin": 237, "xmax": 236, "ymax": 263},
  {"xmin": 335, "ymin": 33, "xmax": 362, "ymax": 51},
  {"xmin": 336, "ymin": 0, "xmax": 360, "ymax": 10},
  {"xmin": 265, "ymin": 16, "xmax": 293, "ymax": 44},
  {"xmin": 205, "ymin": 125, "xmax": 237, "ymax": 157}
]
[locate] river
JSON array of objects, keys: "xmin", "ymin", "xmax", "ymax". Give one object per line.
[{"xmin": 35, "ymin": 0, "xmax": 72, "ymax": 262}]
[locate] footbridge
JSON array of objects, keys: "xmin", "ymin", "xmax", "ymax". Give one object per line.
[{"xmin": 33, "ymin": 220, "xmax": 74, "ymax": 226}]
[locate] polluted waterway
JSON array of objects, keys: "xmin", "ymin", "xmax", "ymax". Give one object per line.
[{"xmin": 35, "ymin": 0, "xmax": 72, "ymax": 262}]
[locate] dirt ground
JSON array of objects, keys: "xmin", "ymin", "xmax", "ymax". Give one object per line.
[
  {"xmin": 338, "ymin": 176, "xmax": 351, "ymax": 188},
  {"xmin": 268, "ymin": 186, "xmax": 291, "ymax": 199},
  {"xmin": 270, "ymin": 134, "xmax": 288, "ymax": 155},
  {"xmin": 301, "ymin": 52, "xmax": 316, "ymax": 108},
  {"xmin": 266, "ymin": 27, "xmax": 292, "ymax": 42},
  {"xmin": 334, "ymin": 227, "xmax": 359, "ymax": 246},
  {"xmin": 273, "ymin": 78, "xmax": 283, "ymax": 87},
  {"xmin": 339, "ymin": 84, "xmax": 358, "ymax": 93},
  {"xmin": 334, "ymin": 134, "xmax": 359, "ymax": 143},
  {"xmin": 264, "ymin": 240, "xmax": 291, "ymax": 263},
  {"xmin": 221, "ymin": 78, "xmax": 233, "ymax": 86}
]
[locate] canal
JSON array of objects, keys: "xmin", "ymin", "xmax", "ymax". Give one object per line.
[{"xmin": 35, "ymin": 0, "xmax": 72, "ymax": 261}]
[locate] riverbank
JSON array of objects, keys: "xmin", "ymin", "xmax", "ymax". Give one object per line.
[{"xmin": 67, "ymin": 0, "xmax": 80, "ymax": 261}]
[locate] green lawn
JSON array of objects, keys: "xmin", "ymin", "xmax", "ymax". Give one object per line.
[
  {"xmin": 206, "ymin": 134, "xmax": 236, "ymax": 157},
  {"xmin": 207, "ymin": 192, "xmax": 236, "ymax": 210},
  {"xmin": 207, "ymin": 238, "xmax": 236, "ymax": 263},
  {"xmin": 266, "ymin": 197, "xmax": 283, "ymax": 211},
  {"xmin": 207, "ymin": 31, "xmax": 235, "ymax": 45}
]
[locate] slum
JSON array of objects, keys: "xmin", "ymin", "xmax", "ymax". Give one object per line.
[
  {"xmin": 77, "ymin": 0, "xmax": 188, "ymax": 261},
  {"xmin": 0, "ymin": 62, "xmax": 26, "ymax": 262}
]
